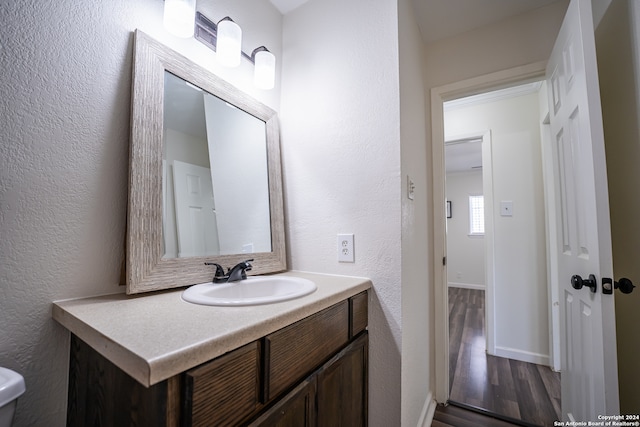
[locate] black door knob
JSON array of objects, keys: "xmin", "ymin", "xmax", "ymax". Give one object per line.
[
  {"xmin": 602, "ymin": 277, "xmax": 636, "ymax": 295},
  {"xmin": 571, "ymin": 274, "xmax": 597, "ymax": 293},
  {"xmin": 616, "ymin": 278, "xmax": 635, "ymax": 294}
]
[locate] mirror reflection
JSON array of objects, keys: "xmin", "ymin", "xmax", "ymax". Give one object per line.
[{"xmin": 162, "ymin": 71, "xmax": 272, "ymax": 258}]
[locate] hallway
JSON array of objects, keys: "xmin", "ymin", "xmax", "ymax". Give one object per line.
[{"xmin": 448, "ymin": 287, "xmax": 561, "ymax": 426}]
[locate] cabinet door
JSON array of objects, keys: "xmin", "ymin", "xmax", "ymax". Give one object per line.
[
  {"xmin": 316, "ymin": 333, "xmax": 368, "ymax": 427},
  {"xmin": 248, "ymin": 376, "xmax": 316, "ymax": 427},
  {"xmin": 184, "ymin": 342, "xmax": 262, "ymax": 427}
]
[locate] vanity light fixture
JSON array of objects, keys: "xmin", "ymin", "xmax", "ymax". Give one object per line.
[
  {"xmin": 252, "ymin": 47, "xmax": 276, "ymax": 90},
  {"xmin": 215, "ymin": 17, "xmax": 242, "ymax": 67},
  {"xmin": 194, "ymin": 12, "xmax": 276, "ymax": 90},
  {"xmin": 163, "ymin": 0, "xmax": 197, "ymax": 38}
]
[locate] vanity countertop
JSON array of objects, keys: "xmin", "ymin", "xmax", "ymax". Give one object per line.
[{"xmin": 52, "ymin": 271, "xmax": 371, "ymax": 388}]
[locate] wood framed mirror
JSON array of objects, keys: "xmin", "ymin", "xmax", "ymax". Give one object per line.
[{"xmin": 126, "ymin": 30, "xmax": 285, "ymax": 294}]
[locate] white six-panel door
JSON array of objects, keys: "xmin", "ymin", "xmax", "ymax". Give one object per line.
[
  {"xmin": 546, "ymin": 0, "xmax": 619, "ymax": 421},
  {"xmin": 172, "ymin": 160, "xmax": 220, "ymax": 257}
]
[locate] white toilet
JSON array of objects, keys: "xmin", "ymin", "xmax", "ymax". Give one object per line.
[{"xmin": 0, "ymin": 368, "xmax": 25, "ymax": 427}]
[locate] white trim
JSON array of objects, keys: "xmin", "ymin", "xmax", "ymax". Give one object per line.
[
  {"xmin": 431, "ymin": 61, "xmax": 547, "ymax": 404},
  {"xmin": 444, "ymin": 81, "xmax": 544, "ymax": 112},
  {"xmin": 493, "ymin": 346, "xmax": 550, "ymax": 366},
  {"xmin": 540, "ymin": 106, "xmax": 562, "ymax": 372},
  {"xmin": 481, "ymin": 132, "xmax": 496, "ymax": 358},
  {"xmin": 416, "ymin": 391, "xmax": 437, "ymax": 427},
  {"xmin": 447, "ymin": 282, "xmax": 485, "ymax": 290}
]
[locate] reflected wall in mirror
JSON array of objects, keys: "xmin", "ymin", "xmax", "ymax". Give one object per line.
[{"xmin": 127, "ymin": 30, "xmax": 285, "ymax": 294}]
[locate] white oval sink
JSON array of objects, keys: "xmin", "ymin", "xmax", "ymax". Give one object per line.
[{"xmin": 182, "ymin": 276, "xmax": 317, "ymax": 306}]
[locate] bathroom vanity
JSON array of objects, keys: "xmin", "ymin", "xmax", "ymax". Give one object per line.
[
  {"xmin": 53, "ymin": 32, "xmax": 374, "ymax": 426},
  {"xmin": 53, "ymin": 272, "xmax": 370, "ymax": 426}
]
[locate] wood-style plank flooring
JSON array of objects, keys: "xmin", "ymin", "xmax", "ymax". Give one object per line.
[
  {"xmin": 447, "ymin": 287, "xmax": 561, "ymax": 426},
  {"xmin": 433, "ymin": 402, "xmax": 525, "ymax": 427}
]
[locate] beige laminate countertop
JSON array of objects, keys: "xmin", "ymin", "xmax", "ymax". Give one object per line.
[{"xmin": 52, "ymin": 271, "xmax": 371, "ymax": 388}]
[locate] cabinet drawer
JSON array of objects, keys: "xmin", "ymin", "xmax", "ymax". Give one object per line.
[
  {"xmin": 349, "ymin": 291, "xmax": 368, "ymax": 337},
  {"xmin": 265, "ymin": 300, "xmax": 349, "ymax": 401},
  {"xmin": 184, "ymin": 342, "xmax": 261, "ymax": 427}
]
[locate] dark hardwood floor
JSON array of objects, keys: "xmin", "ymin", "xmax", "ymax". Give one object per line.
[
  {"xmin": 446, "ymin": 287, "xmax": 561, "ymax": 427},
  {"xmin": 433, "ymin": 402, "xmax": 526, "ymax": 427}
]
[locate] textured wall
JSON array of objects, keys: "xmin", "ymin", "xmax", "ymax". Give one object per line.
[
  {"xmin": 0, "ymin": 1, "xmax": 281, "ymax": 425},
  {"xmin": 279, "ymin": 0, "xmax": 403, "ymax": 425},
  {"xmin": 398, "ymin": 0, "xmax": 432, "ymax": 423}
]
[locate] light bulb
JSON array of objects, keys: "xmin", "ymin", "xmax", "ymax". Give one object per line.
[
  {"xmin": 163, "ymin": 0, "xmax": 196, "ymax": 38},
  {"xmin": 216, "ymin": 18, "xmax": 242, "ymax": 67},
  {"xmin": 253, "ymin": 48, "xmax": 276, "ymax": 90}
]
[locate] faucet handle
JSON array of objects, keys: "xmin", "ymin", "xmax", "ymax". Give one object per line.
[{"xmin": 204, "ymin": 262, "xmax": 227, "ymax": 282}]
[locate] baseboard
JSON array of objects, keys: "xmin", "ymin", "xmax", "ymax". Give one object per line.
[
  {"xmin": 493, "ymin": 346, "xmax": 549, "ymax": 366},
  {"xmin": 417, "ymin": 391, "xmax": 437, "ymax": 427},
  {"xmin": 447, "ymin": 282, "xmax": 486, "ymax": 290}
]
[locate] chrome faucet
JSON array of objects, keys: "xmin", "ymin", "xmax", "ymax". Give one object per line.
[{"xmin": 204, "ymin": 259, "xmax": 254, "ymax": 283}]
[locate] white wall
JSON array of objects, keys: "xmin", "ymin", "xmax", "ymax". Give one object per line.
[
  {"xmin": 596, "ymin": 0, "xmax": 640, "ymax": 413},
  {"xmin": 398, "ymin": 0, "xmax": 432, "ymax": 424},
  {"xmin": 0, "ymin": 1, "xmax": 282, "ymax": 425},
  {"xmin": 446, "ymin": 171, "xmax": 485, "ymax": 289},
  {"xmin": 204, "ymin": 95, "xmax": 271, "ymax": 254},
  {"xmin": 279, "ymin": 0, "xmax": 405, "ymax": 425},
  {"xmin": 444, "ymin": 92, "xmax": 550, "ymax": 364}
]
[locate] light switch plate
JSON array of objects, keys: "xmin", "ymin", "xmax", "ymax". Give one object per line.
[{"xmin": 500, "ymin": 201, "xmax": 514, "ymax": 217}]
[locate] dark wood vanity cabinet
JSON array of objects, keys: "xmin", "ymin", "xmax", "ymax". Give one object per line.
[
  {"xmin": 67, "ymin": 291, "xmax": 368, "ymax": 427},
  {"xmin": 249, "ymin": 333, "xmax": 368, "ymax": 427}
]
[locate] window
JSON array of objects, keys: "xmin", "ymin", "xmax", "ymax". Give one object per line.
[{"xmin": 469, "ymin": 195, "xmax": 484, "ymax": 235}]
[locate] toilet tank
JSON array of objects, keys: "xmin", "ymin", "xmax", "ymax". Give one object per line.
[{"xmin": 0, "ymin": 368, "xmax": 25, "ymax": 427}]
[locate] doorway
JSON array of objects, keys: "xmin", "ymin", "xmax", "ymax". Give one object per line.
[
  {"xmin": 443, "ymin": 82, "xmax": 560, "ymax": 425},
  {"xmin": 432, "ymin": 63, "xmax": 564, "ymax": 422},
  {"xmin": 433, "ymin": 2, "xmax": 626, "ymax": 421}
]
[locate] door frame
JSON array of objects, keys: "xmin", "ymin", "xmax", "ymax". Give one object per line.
[{"xmin": 432, "ymin": 61, "xmax": 548, "ymax": 403}]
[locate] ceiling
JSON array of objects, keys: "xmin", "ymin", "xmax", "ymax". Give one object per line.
[
  {"xmin": 267, "ymin": 1, "xmax": 564, "ymax": 174},
  {"xmin": 165, "ymin": 72, "xmax": 208, "ymax": 139},
  {"xmin": 269, "ymin": 0, "xmax": 309, "ymax": 15},
  {"xmin": 411, "ymin": 0, "xmax": 563, "ymax": 43},
  {"xmin": 269, "ymin": 0, "xmax": 564, "ymax": 44},
  {"xmin": 445, "ymin": 138, "xmax": 483, "ymax": 174}
]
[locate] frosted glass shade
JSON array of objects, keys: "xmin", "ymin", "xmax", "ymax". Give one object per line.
[
  {"xmin": 253, "ymin": 49, "xmax": 276, "ymax": 90},
  {"xmin": 163, "ymin": 0, "xmax": 196, "ymax": 38},
  {"xmin": 216, "ymin": 19, "xmax": 242, "ymax": 67}
]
